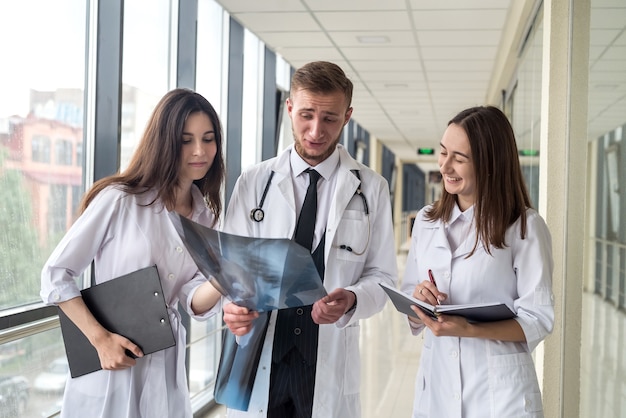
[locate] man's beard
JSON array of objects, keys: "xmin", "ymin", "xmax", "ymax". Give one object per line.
[{"xmin": 293, "ymin": 130, "xmax": 341, "ymax": 164}]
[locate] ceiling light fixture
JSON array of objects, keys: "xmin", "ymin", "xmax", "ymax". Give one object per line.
[
  {"xmin": 357, "ymin": 35, "xmax": 390, "ymax": 44},
  {"xmin": 384, "ymin": 83, "xmax": 409, "ymax": 89}
]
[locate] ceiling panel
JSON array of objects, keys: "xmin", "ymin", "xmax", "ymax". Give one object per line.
[
  {"xmin": 417, "ymin": 30, "xmax": 502, "ymax": 47},
  {"xmin": 303, "ymin": 0, "xmax": 408, "ymax": 11},
  {"xmin": 215, "ymin": 0, "xmax": 306, "ymax": 13},
  {"xmin": 424, "ymin": 60, "xmax": 494, "ymax": 72},
  {"xmin": 328, "ymin": 31, "xmax": 415, "ymax": 47},
  {"xmin": 259, "ymin": 32, "xmax": 332, "ymax": 48},
  {"xmin": 340, "ymin": 47, "xmax": 420, "ymax": 61},
  {"xmin": 408, "ymin": 0, "xmax": 509, "ymax": 10},
  {"xmin": 270, "ymin": 46, "xmax": 343, "ymax": 61},
  {"xmin": 590, "ymin": 8, "xmax": 626, "ymax": 29},
  {"xmin": 314, "ymin": 11, "xmax": 413, "ymax": 31},
  {"xmin": 411, "ymin": 10, "xmax": 509, "ymax": 31},
  {"xmin": 349, "ymin": 60, "xmax": 422, "ymax": 72},
  {"xmin": 232, "ymin": 12, "xmax": 320, "ymax": 32},
  {"xmin": 419, "ymin": 46, "xmax": 498, "ymax": 60}
]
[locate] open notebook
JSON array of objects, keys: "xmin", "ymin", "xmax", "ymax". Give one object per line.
[{"xmin": 380, "ymin": 282, "xmax": 515, "ymax": 323}]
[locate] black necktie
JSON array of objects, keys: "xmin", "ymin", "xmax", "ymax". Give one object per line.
[{"xmin": 294, "ymin": 169, "xmax": 321, "ymax": 251}]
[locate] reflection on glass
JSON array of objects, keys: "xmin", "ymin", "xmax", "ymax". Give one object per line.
[
  {"xmin": 241, "ymin": 29, "xmax": 262, "ymax": 170},
  {"xmin": 511, "ymin": 8, "xmax": 543, "ymax": 209},
  {"xmin": 0, "ymin": 328, "xmax": 67, "ymax": 417},
  {"xmin": 197, "ymin": 0, "xmax": 225, "ymax": 116},
  {"xmin": 0, "ymin": 0, "xmax": 86, "ymax": 310},
  {"xmin": 188, "ymin": 315, "xmax": 221, "ymax": 398},
  {"xmin": 582, "ymin": 1, "xmax": 626, "ymax": 417}
]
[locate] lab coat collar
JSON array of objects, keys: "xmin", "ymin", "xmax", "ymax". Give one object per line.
[
  {"xmin": 447, "ymin": 204, "xmax": 482, "ymax": 258},
  {"xmin": 289, "ymin": 145, "xmax": 340, "ymax": 182}
]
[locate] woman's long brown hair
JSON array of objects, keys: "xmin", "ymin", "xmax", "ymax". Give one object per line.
[
  {"xmin": 79, "ymin": 88, "xmax": 225, "ymax": 226},
  {"xmin": 426, "ymin": 106, "xmax": 532, "ymax": 256}
]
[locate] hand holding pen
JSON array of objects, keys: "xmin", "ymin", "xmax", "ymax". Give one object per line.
[{"xmin": 415, "ymin": 269, "xmax": 447, "ymax": 306}]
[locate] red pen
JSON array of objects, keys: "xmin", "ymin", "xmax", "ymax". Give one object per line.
[{"xmin": 428, "ymin": 269, "xmax": 439, "ymax": 305}]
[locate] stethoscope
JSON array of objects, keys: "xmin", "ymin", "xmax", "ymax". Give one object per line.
[{"xmin": 249, "ymin": 169, "xmax": 371, "ymax": 255}]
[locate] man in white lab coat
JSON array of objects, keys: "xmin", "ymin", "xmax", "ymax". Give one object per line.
[{"xmin": 221, "ymin": 61, "xmax": 397, "ymax": 417}]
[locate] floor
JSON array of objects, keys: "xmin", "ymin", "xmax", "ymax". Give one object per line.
[{"xmin": 579, "ymin": 289, "xmax": 626, "ymax": 418}]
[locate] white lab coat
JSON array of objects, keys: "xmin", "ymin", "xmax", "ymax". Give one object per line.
[
  {"xmin": 40, "ymin": 185, "xmax": 219, "ymax": 418},
  {"xmin": 223, "ymin": 145, "xmax": 397, "ymax": 418},
  {"xmin": 402, "ymin": 205, "xmax": 555, "ymax": 418}
]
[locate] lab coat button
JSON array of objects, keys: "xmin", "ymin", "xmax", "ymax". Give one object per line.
[
  {"xmin": 53, "ymin": 293, "xmax": 61, "ymax": 301},
  {"xmin": 451, "ymin": 350, "xmax": 458, "ymax": 358},
  {"xmin": 176, "ymin": 246, "xmax": 183, "ymax": 253},
  {"xmin": 444, "ymin": 271, "xmax": 450, "ymax": 278},
  {"xmin": 454, "ymin": 393, "xmax": 461, "ymax": 401},
  {"xmin": 296, "ymin": 308, "xmax": 304, "ymax": 315},
  {"xmin": 294, "ymin": 328, "xmax": 301, "ymax": 335},
  {"xmin": 168, "ymin": 273, "xmax": 175, "ymax": 280}
]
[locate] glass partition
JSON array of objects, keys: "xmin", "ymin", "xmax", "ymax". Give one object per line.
[
  {"xmin": 510, "ymin": 8, "xmax": 543, "ymax": 209},
  {"xmin": 581, "ymin": 1, "xmax": 626, "ymax": 416}
]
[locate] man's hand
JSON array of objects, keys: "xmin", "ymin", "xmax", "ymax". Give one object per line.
[
  {"xmin": 311, "ymin": 288, "xmax": 356, "ymax": 324},
  {"xmin": 223, "ymin": 302, "xmax": 259, "ymax": 336}
]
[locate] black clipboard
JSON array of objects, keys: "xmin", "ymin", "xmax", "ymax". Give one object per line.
[{"xmin": 58, "ymin": 265, "xmax": 176, "ymax": 378}]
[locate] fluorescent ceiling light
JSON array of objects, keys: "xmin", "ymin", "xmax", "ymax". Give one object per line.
[
  {"xmin": 384, "ymin": 83, "xmax": 409, "ymax": 89},
  {"xmin": 357, "ymin": 35, "xmax": 390, "ymax": 44}
]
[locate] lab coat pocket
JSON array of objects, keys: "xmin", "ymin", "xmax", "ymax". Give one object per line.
[
  {"xmin": 487, "ymin": 352, "xmax": 543, "ymax": 417},
  {"xmin": 334, "ymin": 210, "xmax": 369, "ymax": 262},
  {"xmin": 343, "ymin": 325, "xmax": 361, "ymax": 395}
]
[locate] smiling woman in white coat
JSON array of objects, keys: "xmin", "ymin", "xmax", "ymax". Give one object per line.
[
  {"xmin": 401, "ymin": 106, "xmax": 555, "ymax": 418},
  {"xmin": 40, "ymin": 88, "xmax": 225, "ymax": 418}
]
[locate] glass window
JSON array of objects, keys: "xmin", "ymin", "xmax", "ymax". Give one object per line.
[
  {"xmin": 0, "ymin": 328, "xmax": 68, "ymax": 417},
  {"xmin": 276, "ymin": 55, "xmax": 293, "ymax": 152},
  {"xmin": 193, "ymin": 1, "xmax": 228, "ymax": 407},
  {"xmin": 0, "ymin": 0, "xmax": 87, "ymax": 311},
  {"xmin": 188, "ymin": 315, "xmax": 221, "ymax": 398},
  {"xmin": 241, "ymin": 29, "xmax": 263, "ymax": 170},
  {"xmin": 581, "ymin": 1, "xmax": 626, "ymax": 416},
  {"xmin": 54, "ymin": 139, "xmax": 73, "ymax": 165},
  {"xmin": 197, "ymin": 0, "xmax": 226, "ymax": 117},
  {"xmin": 31, "ymin": 135, "xmax": 51, "ymax": 163},
  {"xmin": 48, "ymin": 184, "xmax": 68, "ymax": 237},
  {"xmin": 276, "ymin": 55, "xmax": 291, "ymax": 92},
  {"xmin": 510, "ymin": 9, "xmax": 543, "ymax": 208},
  {"xmin": 120, "ymin": 0, "xmax": 172, "ymax": 170}
]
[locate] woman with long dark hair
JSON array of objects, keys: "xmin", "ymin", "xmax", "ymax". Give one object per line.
[{"xmin": 41, "ymin": 88, "xmax": 225, "ymax": 417}]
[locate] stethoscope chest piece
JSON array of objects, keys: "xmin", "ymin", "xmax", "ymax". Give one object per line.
[
  {"xmin": 250, "ymin": 170, "xmax": 275, "ymax": 223},
  {"xmin": 250, "ymin": 207, "xmax": 265, "ymax": 222}
]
